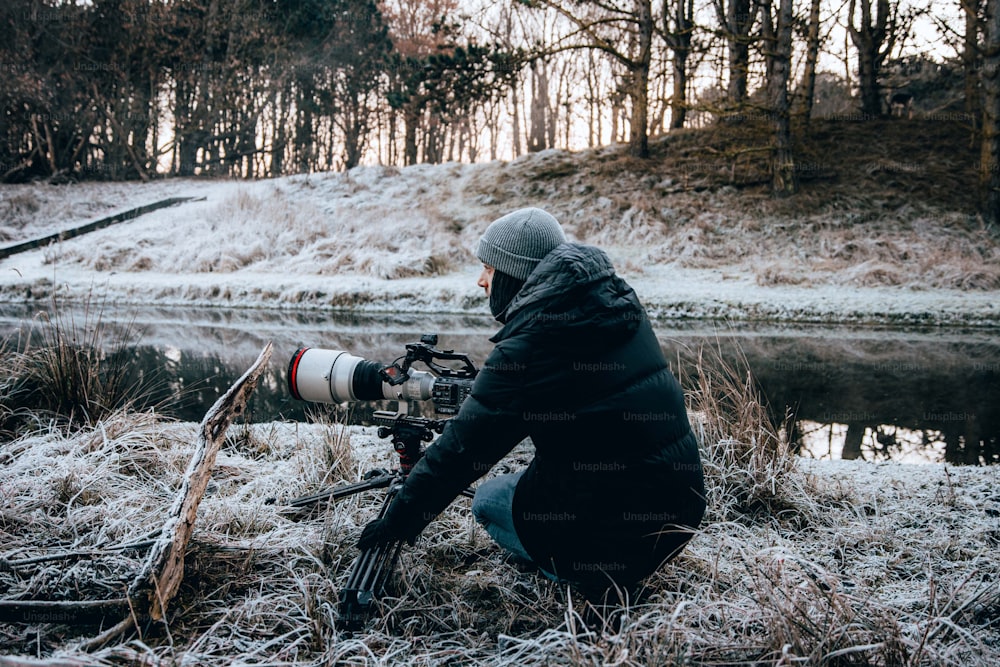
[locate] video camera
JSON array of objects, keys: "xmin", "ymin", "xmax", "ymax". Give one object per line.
[
  {"xmin": 284, "ymin": 335, "xmax": 478, "ymax": 630},
  {"xmin": 287, "ymin": 334, "xmax": 476, "ymax": 415}
]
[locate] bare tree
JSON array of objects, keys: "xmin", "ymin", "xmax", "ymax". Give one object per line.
[
  {"xmin": 715, "ymin": 0, "xmax": 760, "ymax": 108},
  {"xmin": 847, "ymin": 0, "xmax": 898, "ymax": 116},
  {"xmin": 982, "ymin": 0, "xmax": 1000, "ymax": 223}
]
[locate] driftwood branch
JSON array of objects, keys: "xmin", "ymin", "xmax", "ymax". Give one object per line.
[
  {"xmin": 0, "ymin": 599, "xmax": 131, "ymax": 626},
  {"xmin": 128, "ymin": 342, "xmax": 273, "ymax": 622},
  {"xmin": 0, "ymin": 343, "xmax": 273, "ymax": 659},
  {"xmin": 0, "ymin": 656, "xmax": 109, "ymax": 667}
]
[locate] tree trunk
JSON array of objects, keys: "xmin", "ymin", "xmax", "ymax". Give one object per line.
[
  {"xmin": 728, "ymin": 2, "xmax": 751, "ymax": 106},
  {"xmin": 628, "ymin": 64, "xmax": 651, "ymax": 157},
  {"xmin": 175, "ymin": 78, "xmax": 200, "ymax": 177},
  {"xmin": 528, "ymin": 61, "xmax": 549, "ymax": 152},
  {"xmin": 627, "ymin": 0, "xmax": 653, "ymax": 157},
  {"xmin": 857, "ymin": 41, "xmax": 881, "ymax": 115},
  {"xmin": 766, "ymin": 0, "xmax": 797, "ymax": 196},
  {"xmin": 670, "ymin": 55, "xmax": 689, "ymax": 130},
  {"xmin": 843, "ymin": 423, "xmax": 865, "ymax": 459},
  {"xmin": 611, "ymin": 92, "xmax": 624, "ymax": 144},
  {"xmin": 666, "ymin": 0, "xmax": 694, "ymax": 129},
  {"xmin": 344, "ymin": 105, "xmax": 363, "ymax": 170},
  {"xmin": 510, "ymin": 82, "xmax": 522, "ymax": 158},
  {"xmin": 295, "ymin": 78, "xmax": 315, "ymax": 172},
  {"xmin": 964, "ymin": 0, "xmax": 982, "ymax": 125},
  {"xmin": 847, "ymin": 0, "xmax": 893, "ymax": 117},
  {"xmin": 425, "ymin": 114, "xmax": 442, "ymax": 163},
  {"xmin": 587, "ymin": 51, "xmax": 601, "ymax": 146},
  {"xmin": 550, "ymin": 60, "xmax": 568, "ymax": 149},
  {"xmin": 981, "ymin": 0, "xmax": 1000, "ymax": 224},
  {"xmin": 271, "ymin": 85, "xmax": 288, "ymax": 176},
  {"xmin": 796, "ymin": 0, "xmax": 822, "ymax": 124},
  {"xmin": 716, "ymin": 0, "xmax": 756, "ymax": 108}
]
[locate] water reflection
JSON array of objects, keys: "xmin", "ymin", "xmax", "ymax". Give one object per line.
[
  {"xmin": 694, "ymin": 333, "xmax": 999, "ymax": 465},
  {"xmin": 2, "ymin": 306, "xmax": 997, "ymax": 465}
]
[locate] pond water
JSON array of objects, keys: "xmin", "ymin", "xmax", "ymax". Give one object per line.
[{"xmin": 2, "ymin": 305, "xmax": 997, "ymax": 465}]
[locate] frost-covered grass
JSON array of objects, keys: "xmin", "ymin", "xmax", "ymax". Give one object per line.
[
  {"xmin": 1, "ymin": 347, "xmax": 997, "ymax": 665},
  {"xmin": 50, "ymin": 181, "xmax": 474, "ymax": 280},
  {"xmin": 1, "ymin": 119, "xmax": 997, "ymax": 663}
]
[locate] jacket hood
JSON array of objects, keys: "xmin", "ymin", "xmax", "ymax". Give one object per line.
[{"xmin": 492, "ymin": 243, "xmax": 644, "ymax": 345}]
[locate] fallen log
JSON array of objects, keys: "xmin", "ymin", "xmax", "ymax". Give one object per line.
[
  {"xmin": 128, "ymin": 342, "xmax": 273, "ymax": 622},
  {"xmin": 0, "ymin": 599, "xmax": 131, "ymax": 626}
]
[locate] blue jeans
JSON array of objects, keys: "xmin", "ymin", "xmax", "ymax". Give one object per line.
[
  {"xmin": 472, "ymin": 472, "xmax": 568, "ymax": 584},
  {"xmin": 471, "ymin": 472, "xmax": 534, "ymax": 563}
]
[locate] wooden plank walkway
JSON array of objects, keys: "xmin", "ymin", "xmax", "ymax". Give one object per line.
[{"xmin": 0, "ymin": 197, "xmax": 203, "ymax": 260}]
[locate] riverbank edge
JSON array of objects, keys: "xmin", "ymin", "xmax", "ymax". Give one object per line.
[{"xmin": 2, "ymin": 265, "xmax": 999, "ymax": 329}]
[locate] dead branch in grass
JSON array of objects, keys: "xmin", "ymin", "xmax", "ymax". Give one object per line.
[{"xmin": 128, "ymin": 342, "xmax": 273, "ymax": 622}]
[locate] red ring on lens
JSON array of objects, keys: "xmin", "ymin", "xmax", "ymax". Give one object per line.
[{"xmin": 287, "ymin": 347, "xmax": 310, "ymax": 400}]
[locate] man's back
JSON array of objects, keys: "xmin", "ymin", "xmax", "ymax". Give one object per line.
[{"xmin": 487, "ymin": 243, "xmax": 706, "ymax": 588}]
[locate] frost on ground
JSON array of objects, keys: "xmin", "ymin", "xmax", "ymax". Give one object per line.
[
  {"xmin": 1, "ymin": 409, "xmax": 997, "ymax": 665},
  {"xmin": 2, "ymin": 120, "xmax": 999, "ymax": 326},
  {"xmin": 1, "ymin": 121, "xmax": 997, "ymax": 664}
]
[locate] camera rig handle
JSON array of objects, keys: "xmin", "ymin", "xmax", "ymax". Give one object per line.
[{"xmin": 382, "ymin": 334, "xmax": 478, "ymax": 386}]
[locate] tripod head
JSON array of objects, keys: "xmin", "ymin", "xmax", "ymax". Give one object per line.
[
  {"xmin": 371, "ymin": 410, "xmax": 446, "ymax": 474},
  {"xmin": 370, "ymin": 333, "xmax": 476, "ymax": 473}
]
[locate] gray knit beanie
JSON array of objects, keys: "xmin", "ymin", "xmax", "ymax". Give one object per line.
[{"xmin": 474, "ymin": 208, "xmax": 566, "ymax": 281}]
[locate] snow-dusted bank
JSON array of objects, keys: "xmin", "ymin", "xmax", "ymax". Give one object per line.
[
  {"xmin": 1, "ymin": 154, "xmax": 998, "ymax": 326},
  {"xmin": 1, "ymin": 415, "xmax": 997, "ymax": 663}
]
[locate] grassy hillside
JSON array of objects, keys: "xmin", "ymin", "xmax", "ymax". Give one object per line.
[
  {"xmin": 468, "ymin": 117, "xmax": 996, "ymax": 290},
  {"xmin": 2, "ymin": 118, "xmax": 996, "ymax": 295}
]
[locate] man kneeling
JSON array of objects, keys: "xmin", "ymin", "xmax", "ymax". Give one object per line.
[{"xmin": 359, "ymin": 207, "xmax": 706, "ymax": 599}]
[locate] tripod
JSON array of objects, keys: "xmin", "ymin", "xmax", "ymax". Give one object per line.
[{"xmin": 283, "ymin": 407, "xmax": 474, "ymax": 629}]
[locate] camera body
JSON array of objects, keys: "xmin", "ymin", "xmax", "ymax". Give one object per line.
[
  {"xmin": 426, "ymin": 375, "xmax": 474, "ymax": 415},
  {"xmin": 287, "ymin": 334, "xmax": 476, "ymax": 415}
]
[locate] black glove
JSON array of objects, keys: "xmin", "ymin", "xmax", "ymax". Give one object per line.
[{"xmin": 357, "ymin": 517, "xmax": 417, "ymax": 551}]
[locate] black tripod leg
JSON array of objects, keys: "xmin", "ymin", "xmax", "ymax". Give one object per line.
[
  {"xmin": 337, "ymin": 483, "xmax": 476, "ymax": 628},
  {"xmin": 338, "ymin": 539, "xmax": 404, "ymax": 630},
  {"xmin": 278, "ymin": 470, "xmax": 396, "ymax": 516},
  {"xmin": 337, "ymin": 483, "xmax": 404, "ymax": 629}
]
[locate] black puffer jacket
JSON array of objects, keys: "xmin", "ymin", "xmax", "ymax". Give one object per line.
[{"xmin": 382, "ymin": 244, "xmax": 706, "ymax": 589}]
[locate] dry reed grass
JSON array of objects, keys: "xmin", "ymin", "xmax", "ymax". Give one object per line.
[
  {"xmin": 1, "ymin": 295, "xmax": 163, "ymax": 433},
  {"xmin": 2, "ymin": 340, "xmax": 996, "ymax": 664},
  {"xmin": 682, "ymin": 341, "xmax": 804, "ymax": 525}
]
